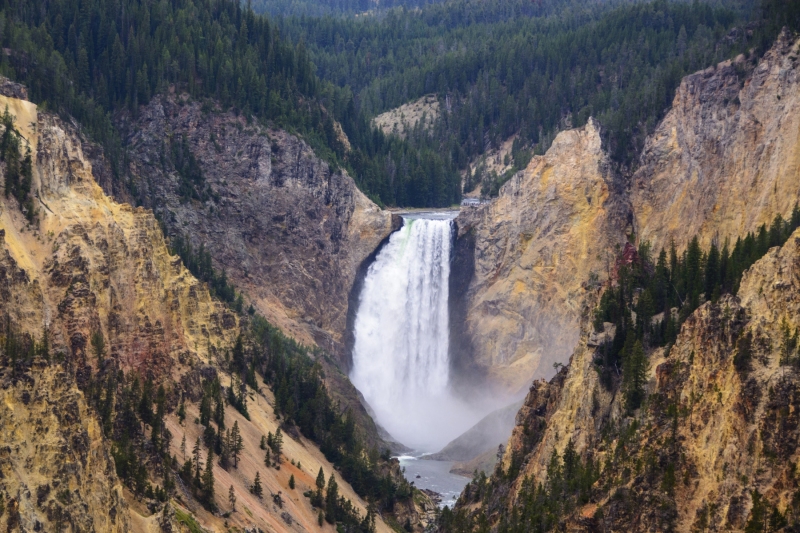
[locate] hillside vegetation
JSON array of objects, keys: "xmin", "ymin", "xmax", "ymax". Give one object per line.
[{"xmin": 278, "ymin": 0, "xmax": 761, "ymax": 197}]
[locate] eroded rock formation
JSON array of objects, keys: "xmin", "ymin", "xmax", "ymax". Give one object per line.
[
  {"xmin": 460, "ymin": 226, "xmax": 800, "ymax": 532},
  {"xmin": 448, "ymin": 33, "xmax": 800, "ymax": 530},
  {"xmin": 454, "ymin": 31, "xmax": 800, "ymax": 395},
  {"xmin": 0, "ymin": 89, "xmax": 408, "ymax": 533},
  {"xmin": 453, "ymin": 118, "xmax": 628, "ymax": 394},
  {"xmin": 632, "ymin": 29, "xmax": 800, "ymax": 251},
  {"xmin": 116, "ymin": 95, "xmax": 397, "ymax": 359}
]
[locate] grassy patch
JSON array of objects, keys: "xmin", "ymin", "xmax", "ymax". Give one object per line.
[{"xmin": 174, "ymin": 506, "xmax": 206, "ymax": 533}]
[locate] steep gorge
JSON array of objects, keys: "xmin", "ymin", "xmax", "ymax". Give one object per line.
[
  {"xmin": 0, "ymin": 84, "xmax": 414, "ymax": 533},
  {"xmin": 450, "ymin": 225, "xmax": 800, "ymax": 532},
  {"xmin": 445, "ymin": 28, "xmax": 800, "ymax": 533}
]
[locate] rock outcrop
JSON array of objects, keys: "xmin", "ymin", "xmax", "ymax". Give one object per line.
[
  {"xmin": 116, "ymin": 94, "xmax": 397, "ymax": 360},
  {"xmin": 0, "ymin": 363, "xmax": 130, "ymax": 533},
  {"xmin": 447, "ymin": 34, "xmax": 800, "ymax": 517},
  {"xmin": 0, "ymin": 95, "xmax": 239, "ymax": 378},
  {"xmin": 0, "ymin": 89, "xmax": 240, "ymax": 532},
  {"xmin": 372, "ymin": 94, "xmax": 440, "ymax": 139},
  {"xmin": 632, "ymin": 29, "xmax": 800, "ymax": 251},
  {"xmin": 454, "ymin": 32, "xmax": 800, "ymax": 395},
  {"xmin": 452, "ymin": 224, "xmax": 800, "ymax": 532},
  {"xmin": 452, "ymin": 118, "xmax": 628, "ymax": 394}
]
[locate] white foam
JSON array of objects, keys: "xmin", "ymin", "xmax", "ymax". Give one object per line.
[{"xmin": 350, "ymin": 216, "xmax": 480, "ymax": 451}]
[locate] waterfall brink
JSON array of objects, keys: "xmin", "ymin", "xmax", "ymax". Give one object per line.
[{"xmin": 351, "ymin": 213, "xmax": 474, "ymax": 451}]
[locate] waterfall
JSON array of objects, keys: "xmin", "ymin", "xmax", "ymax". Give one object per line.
[{"xmin": 350, "ymin": 213, "xmax": 475, "ymax": 451}]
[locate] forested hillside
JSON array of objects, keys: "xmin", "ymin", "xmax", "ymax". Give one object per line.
[
  {"xmin": 248, "ymin": 0, "xmax": 441, "ymax": 17},
  {"xmin": 0, "ymin": 0, "xmax": 460, "ymax": 207},
  {"xmin": 279, "ymin": 0, "xmax": 754, "ymax": 193},
  {"xmin": 0, "ymin": 0, "xmax": 795, "ymax": 205}
]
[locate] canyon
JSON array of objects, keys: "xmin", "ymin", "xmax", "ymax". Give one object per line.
[
  {"xmin": 445, "ymin": 29, "xmax": 800, "ymax": 532},
  {"xmin": 1, "ymin": 11, "xmax": 800, "ymax": 533}
]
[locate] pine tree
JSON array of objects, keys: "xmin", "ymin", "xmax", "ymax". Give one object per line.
[
  {"xmin": 228, "ymin": 485, "xmax": 236, "ymax": 512},
  {"xmin": 705, "ymin": 241, "xmax": 720, "ymax": 302},
  {"xmin": 192, "ymin": 437, "xmax": 203, "ymax": 481},
  {"xmin": 251, "ymin": 472, "xmax": 263, "ymax": 498},
  {"xmin": 325, "ymin": 474, "xmax": 339, "ymax": 523},
  {"xmin": 289, "ymin": 474, "xmax": 295, "ymax": 490},
  {"xmin": 91, "ymin": 330, "xmax": 105, "ymax": 365},
  {"xmin": 312, "ymin": 467, "xmax": 325, "ymax": 508},
  {"xmin": 685, "ymin": 236, "xmax": 703, "ymax": 310},
  {"xmin": 231, "ymin": 421, "xmax": 244, "ymax": 468},
  {"xmin": 272, "ymin": 428, "xmax": 283, "ymax": 456},
  {"xmin": 214, "ymin": 395, "xmax": 225, "ymax": 431},
  {"xmin": 202, "ymin": 448, "xmax": 216, "ymax": 505},
  {"xmin": 177, "ymin": 398, "xmax": 186, "ymax": 424},
  {"xmin": 316, "ymin": 467, "xmax": 325, "ymax": 489},
  {"xmin": 219, "ymin": 429, "xmax": 231, "ymax": 469},
  {"xmin": 623, "ymin": 340, "xmax": 648, "ymax": 411},
  {"xmin": 199, "ymin": 392, "xmax": 211, "ymax": 427},
  {"xmin": 152, "ymin": 385, "xmax": 166, "ymax": 451},
  {"xmin": 745, "ymin": 490, "xmax": 767, "ymax": 533}
]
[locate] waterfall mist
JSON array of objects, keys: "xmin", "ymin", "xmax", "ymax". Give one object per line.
[{"xmin": 350, "ymin": 213, "xmax": 485, "ymax": 451}]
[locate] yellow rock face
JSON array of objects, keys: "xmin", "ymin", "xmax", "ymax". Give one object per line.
[
  {"xmin": 0, "ymin": 363, "xmax": 131, "ymax": 532},
  {"xmin": 0, "ymin": 91, "xmax": 240, "ymax": 532},
  {"xmin": 0, "ymin": 99, "xmax": 238, "ymax": 378},
  {"xmin": 632, "ymin": 30, "xmax": 800, "ymax": 251},
  {"xmin": 458, "ymin": 33, "xmax": 800, "ymax": 397},
  {"xmin": 455, "ymin": 118, "xmax": 626, "ymax": 394},
  {"xmin": 0, "ymin": 91, "xmax": 402, "ymax": 533},
  {"xmin": 494, "ymin": 228, "xmax": 800, "ymax": 531}
]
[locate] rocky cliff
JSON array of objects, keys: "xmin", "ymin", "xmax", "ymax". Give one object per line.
[
  {"xmin": 453, "ymin": 31, "xmax": 800, "ymax": 396},
  {"xmin": 632, "ymin": 29, "xmax": 800, "ymax": 251},
  {"xmin": 452, "ymin": 118, "xmax": 628, "ymax": 394},
  {"xmin": 451, "ymin": 225, "xmax": 800, "ymax": 532},
  {"xmin": 0, "ymin": 362, "xmax": 131, "ymax": 533},
  {"xmin": 0, "ymin": 92, "xmax": 238, "ymax": 380},
  {"xmin": 446, "ymin": 33, "xmax": 800, "ymax": 528},
  {"xmin": 0, "ymin": 87, "xmax": 411, "ymax": 533},
  {"xmin": 0, "ymin": 87, "xmax": 237, "ymax": 531},
  {"xmin": 115, "ymin": 94, "xmax": 397, "ymax": 360}
]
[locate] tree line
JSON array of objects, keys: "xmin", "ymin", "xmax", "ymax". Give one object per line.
[
  {"xmin": 0, "ymin": 0, "xmax": 460, "ymax": 208},
  {"xmin": 278, "ymin": 0, "xmax": 752, "ymax": 198}
]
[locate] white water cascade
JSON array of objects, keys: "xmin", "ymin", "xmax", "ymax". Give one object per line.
[{"xmin": 350, "ymin": 213, "xmax": 478, "ymax": 451}]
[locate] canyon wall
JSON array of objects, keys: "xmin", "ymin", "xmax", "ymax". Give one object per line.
[
  {"xmin": 450, "ymin": 32, "xmax": 800, "ymax": 532},
  {"xmin": 453, "ymin": 118, "xmax": 628, "ymax": 394},
  {"xmin": 116, "ymin": 95, "xmax": 397, "ymax": 360},
  {"xmin": 0, "ymin": 94, "xmax": 239, "ymax": 379},
  {"xmin": 0, "ymin": 86, "xmax": 237, "ymax": 532},
  {"xmin": 632, "ymin": 29, "xmax": 800, "ymax": 251},
  {"xmin": 0, "ymin": 87, "xmax": 404, "ymax": 532},
  {"xmin": 462, "ymin": 226, "xmax": 800, "ymax": 532},
  {"xmin": 455, "ymin": 31, "xmax": 800, "ymax": 395}
]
